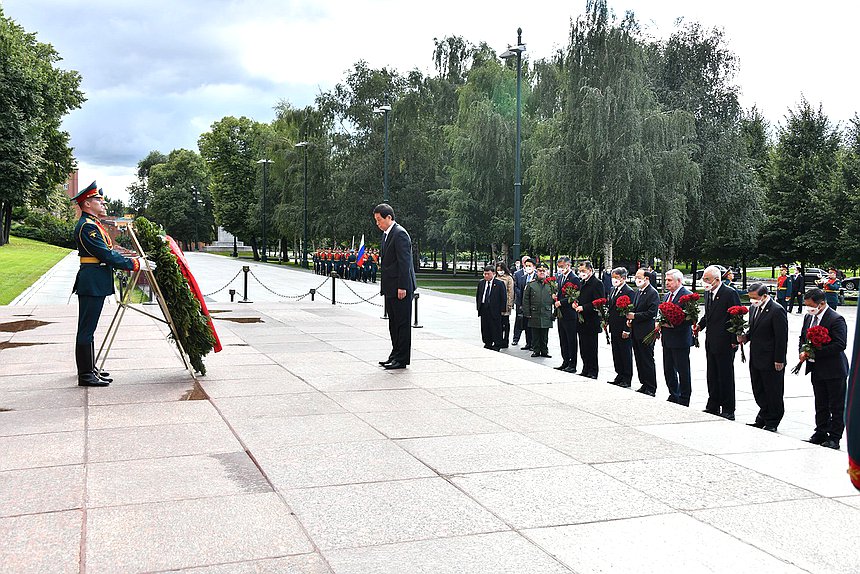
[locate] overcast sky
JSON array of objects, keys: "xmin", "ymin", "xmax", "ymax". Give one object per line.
[{"xmin": 3, "ymin": 0, "xmax": 858, "ymax": 202}]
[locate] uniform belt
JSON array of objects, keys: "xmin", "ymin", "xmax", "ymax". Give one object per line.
[{"xmin": 79, "ymin": 256, "xmax": 101, "ymax": 264}]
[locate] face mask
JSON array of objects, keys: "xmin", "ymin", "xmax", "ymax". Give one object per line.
[
  {"xmin": 703, "ymin": 281, "xmax": 715, "ymax": 292},
  {"xmin": 497, "ymin": 270, "xmax": 504, "ymax": 275},
  {"xmin": 611, "ymin": 278, "xmax": 623, "ymax": 287},
  {"xmin": 635, "ymin": 278, "xmax": 645, "ymax": 288},
  {"xmin": 806, "ymin": 305, "xmax": 820, "ymax": 316},
  {"xmin": 578, "ymin": 272, "xmax": 589, "ymax": 280},
  {"xmin": 524, "ymin": 267, "xmax": 534, "ymax": 274},
  {"xmin": 750, "ymin": 299, "xmax": 763, "ymax": 308}
]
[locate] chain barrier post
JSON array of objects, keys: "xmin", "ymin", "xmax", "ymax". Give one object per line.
[
  {"xmin": 309, "ymin": 288, "xmax": 316, "ymax": 302},
  {"xmin": 381, "ymin": 291, "xmax": 389, "ymax": 319},
  {"xmin": 229, "ymin": 289, "xmax": 236, "ymax": 302},
  {"xmin": 329, "ymin": 271, "xmax": 338, "ymax": 305},
  {"xmin": 239, "ymin": 266, "xmax": 253, "ymax": 303},
  {"xmin": 412, "ymin": 292, "xmax": 423, "ymax": 328}
]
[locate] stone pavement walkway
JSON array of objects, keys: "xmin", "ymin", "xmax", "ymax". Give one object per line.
[{"xmin": 1, "ymin": 254, "xmax": 858, "ymax": 572}]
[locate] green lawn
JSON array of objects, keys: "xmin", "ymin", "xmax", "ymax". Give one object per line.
[{"xmin": 0, "ymin": 236, "xmax": 71, "ymax": 305}]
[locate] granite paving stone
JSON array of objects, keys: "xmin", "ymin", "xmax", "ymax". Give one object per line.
[
  {"xmin": 200, "ymin": 376, "xmax": 316, "ymax": 398},
  {"xmin": 214, "ymin": 393, "xmax": 345, "ymax": 419},
  {"xmin": 693, "ymin": 498, "xmax": 860, "ymax": 574},
  {"xmin": 528, "ymin": 426, "xmax": 702, "ymax": 464},
  {"xmin": 323, "ymin": 531, "xmax": 570, "ymax": 574},
  {"xmin": 298, "ymin": 373, "xmax": 417, "ymax": 392},
  {"xmin": 88, "ymin": 400, "xmax": 222, "ymax": 429},
  {"xmin": 86, "ymin": 381, "xmax": 205, "ymax": 406},
  {"xmin": 452, "ymin": 465, "xmax": 672, "ymax": 528},
  {"xmin": 0, "ymin": 510, "xmax": 82, "ymax": 574},
  {"xmin": 162, "ymin": 554, "xmax": 333, "ymax": 573},
  {"xmin": 428, "ymin": 385, "xmax": 555, "ymax": 408},
  {"xmin": 473, "ymin": 403, "xmax": 617, "ymax": 433},
  {"xmin": 638, "ymin": 420, "xmax": 817, "ymax": 455},
  {"xmin": 325, "ymin": 389, "xmax": 457, "ymax": 412},
  {"xmin": 357, "ymin": 408, "xmax": 506, "ymax": 439},
  {"xmin": 255, "ymin": 440, "xmax": 434, "ymax": 489},
  {"xmin": 0, "ymin": 406, "xmax": 84, "ymax": 436},
  {"xmin": 202, "ymin": 364, "xmax": 300, "ymax": 382},
  {"xmin": 87, "ymin": 422, "xmax": 244, "ymax": 462},
  {"xmin": 835, "ymin": 496, "xmax": 860, "ymax": 509},
  {"xmin": 0, "ymin": 464, "xmax": 84, "ymax": 517},
  {"xmin": 525, "ymin": 513, "xmax": 808, "ymax": 574},
  {"xmin": 574, "ymin": 396, "xmax": 720, "ymax": 425},
  {"xmin": 598, "ymin": 455, "xmax": 817, "ymax": 510},
  {"xmin": 0, "ymin": 372, "xmax": 80, "ymax": 391},
  {"xmin": 87, "ymin": 452, "xmax": 271, "ymax": 507},
  {"xmin": 86, "ymin": 493, "xmax": 313, "ymax": 574},
  {"xmin": 0, "ymin": 430, "xmax": 85, "ymax": 470},
  {"xmin": 285, "ymin": 477, "xmax": 507, "ymax": 550},
  {"xmin": 383, "ymin": 371, "xmax": 503, "ymax": 389},
  {"xmin": 397, "ymin": 432, "xmax": 577, "ymax": 474},
  {"xmin": 720, "ymin": 447, "xmax": 859, "ymax": 498},
  {"xmin": 0, "ymin": 388, "xmax": 84, "ymax": 410},
  {"xmin": 231, "ymin": 413, "xmax": 385, "ymax": 448}
]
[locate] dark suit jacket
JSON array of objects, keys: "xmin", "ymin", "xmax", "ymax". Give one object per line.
[
  {"xmin": 800, "ymin": 307, "xmax": 849, "ymax": 381},
  {"xmin": 630, "ymin": 285, "xmax": 659, "ymax": 341},
  {"xmin": 791, "ymin": 273, "xmax": 805, "ymax": 295},
  {"xmin": 660, "ymin": 287, "xmax": 694, "ymax": 349},
  {"xmin": 608, "ymin": 284, "xmax": 635, "ymax": 335},
  {"xmin": 698, "ymin": 283, "xmax": 742, "ymax": 353},
  {"xmin": 578, "ymin": 274, "xmax": 606, "ymax": 334},
  {"xmin": 745, "ymin": 297, "xmax": 788, "ymax": 370},
  {"xmin": 555, "ymin": 270, "xmax": 580, "ymax": 322},
  {"xmin": 379, "ymin": 223, "xmax": 417, "ymax": 297},
  {"xmin": 513, "ymin": 269, "xmax": 535, "ymax": 307},
  {"xmin": 476, "ymin": 278, "xmax": 506, "ymax": 317}
]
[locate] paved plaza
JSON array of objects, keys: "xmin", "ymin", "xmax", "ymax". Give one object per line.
[{"xmin": 1, "ymin": 253, "xmax": 858, "ymax": 573}]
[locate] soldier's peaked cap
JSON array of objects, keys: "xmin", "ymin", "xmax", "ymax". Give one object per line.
[{"xmin": 72, "ymin": 181, "xmax": 100, "ymax": 203}]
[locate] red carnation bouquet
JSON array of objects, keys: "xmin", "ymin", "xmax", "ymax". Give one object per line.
[
  {"xmin": 678, "ymin": 292, "xmax": 701, "ymax": 347},
  {"xmin": 643, "ymin": 301, "xmax": 685, "ymax": 345},
  {"xmin": 791, "ymin": 325, "xmax": 832, "ymax": 375},
  {"xmin": 615, "ymin": 294, "xmax": 633, "ymax": 316},
  {"xmin": 726, "ymin": 305, "xmax": 749, "ymax": 363},
  {"xmin": 562, "ymin": 281, "xmax": 584, "ymax": 323},
  {"xmin": 592, "ymin": 297, "xmax": 610, "ymax": 344},
  {"xmin": 543, "ymin": 276, "xmax": 558, "ymax": 290}
]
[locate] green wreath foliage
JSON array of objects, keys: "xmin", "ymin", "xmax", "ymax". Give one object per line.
[{"xmin": 134, "ymin": 217, "xmax": 215, "ymax": 375}]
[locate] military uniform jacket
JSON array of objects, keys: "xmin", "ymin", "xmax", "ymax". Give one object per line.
[
  {"xmin": 73, "ymin": 213, "xmax": 137, "ymax": 297},
  {"xmin": 522, "ymin": 279, "xmax": 555, "ymax": 329}
]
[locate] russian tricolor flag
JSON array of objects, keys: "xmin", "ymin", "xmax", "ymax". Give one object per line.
[{"xmin": 356, "ymin": 234, "xmax": 368, "ymax": 267}]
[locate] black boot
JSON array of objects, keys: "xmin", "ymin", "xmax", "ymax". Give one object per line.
[
  {"xmin": 91, "ymin": 342, "xmax": 112, "ymax": 381},
  {"xmin": 77, "ymin": 343, "xmax": 108, "ymax": 387}
]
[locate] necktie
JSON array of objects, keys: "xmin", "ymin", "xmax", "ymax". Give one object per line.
[
  {"xmin": 812, "ymin": 313, "xmax": 820, "ymax": 328},
  {"xmin": 483, "ymin": 281, "xmax": 490, "ymax": 304}
]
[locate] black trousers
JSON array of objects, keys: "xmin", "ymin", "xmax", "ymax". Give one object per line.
[
  {"xmin": 663, "ymin": 346, "xmax": 692, "ymax": 404},
  {"xmin": 610, "ymin": 331, "xmax": 633, "ymax": 383},
  {"xmin": 500, "ymin": 315, "xmax": 511, "ymax": 347},
  {"xmin": 77, "ymin": 295, "xmax": 106, "ymax": 345},
  {"xmin": 558, "ymin": 319, "xmax": 578, "ymax": 368},
  {"xmin": 811, "ymin": 376, "xmax": 847, "ymax": 440},
  {"xmin": 531, "ymin": 327, "xmax": 549, "ymax": 354},
  {"xmin": 578, "ymin": 330, "xmax": 599, "ymax": 376},
  {"xmin": 385, "ymin": 294, "xmax": 412, "ymax": 364},
  {"xmin": 513, "ymin": 310, "xmax": 532, "ymax": 346},
  {"xmin": 750, "ymin": 364, "xmax": 785, "ymax": 427},
  {"xmin": 705, "ymin": 349, "xmax": 736, "ymax": 414},
  {"xmin": 633, "ymin": 337, "xmax": 657, "ymax": 391},
  {"xmin": 480, "ymin": 309, "xmax": 503, "ymax": 349},
  {"xmin": 787, "ymin": 292, "xmax": 803, "ymax": 313}
]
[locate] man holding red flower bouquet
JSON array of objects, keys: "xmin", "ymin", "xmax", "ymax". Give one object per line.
[
  {"xmin": 626, "ymin": 269, "xmax": 659, "ymax": 396},
  {"xmin": 798, "ymin": 288, "xmax": 849, "ymax": 450},
  {"xmin": 607, "ymin": 267, "xmax": 635, "ymax": 387},
  {"xmin": 659, "ymin": 269, "xmax": 696, "ymax": 406},
  {"xmin": 736, "ymin": 283, "xmax": 788, "ymax": 432},
  {"xmin": 695, "ymin": 265, "xmax": 742, "ymax": 420}
]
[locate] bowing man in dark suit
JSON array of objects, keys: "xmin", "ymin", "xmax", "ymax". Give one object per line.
[
  {"xmin": 695, "ymin": 265, "xmax": 742, "ymax": 419},
  {"xmin": 799, "ymin": 288, "xmax": 850, "ymax": 449},
  {"xmin": 607, "ymin": 267, "xmax": 635, "ymax": 387},
  {"xmin": 553, "ymin": 256, "xmax": 580, "ymax": 372},
  {"xmin": 626, "ymin": 268, "xmax": 659, "ymax": 396},
  {"xmin": 574, "ymin": 260, "xmax": 606, "ymax": 379},
  {"xmin": 660, "ymin": 269, "xmax": 694, "ymax": 406},
  {"xmin": 738, "ymin": 283, "xmax": 788, "ymax": 431},
  {"xmin": 374, "ymin": 204, "xmax": 417, "ymax": 370},
  {"xmin": 476, "ymin": 266, "xmax": 506, "ymax": 351}
]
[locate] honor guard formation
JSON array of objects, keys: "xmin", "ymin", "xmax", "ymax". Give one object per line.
[{"xmin": 312, "ymin": 247, "xmax": 379, "ymax": 283}]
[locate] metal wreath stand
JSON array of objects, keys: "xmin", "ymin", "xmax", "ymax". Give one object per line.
[{"xmin": 95, "ymin": 224, "xmax": 194, "ymax": 378}]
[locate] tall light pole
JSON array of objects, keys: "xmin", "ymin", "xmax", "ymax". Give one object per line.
[
  {"xmin": 499, "ymin": 28, "xmax": 526, "ymax": 265},
  {"xmin": 257, "ymin": 158, "xmax": 272, "ymax": 262},
  {"xmin": 373, "ymin": 104, "xmax": 391, "ymax": 203},
  {"xmin": 295, "ymin": 141, "xmax": 309, "ymax": 269}
]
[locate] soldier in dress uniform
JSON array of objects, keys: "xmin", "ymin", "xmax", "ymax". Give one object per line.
[
  {"xmin": 369, "ymin": 249, "xmax": 379, "ymax": 283},
  {"xmin": 348, "ymin": 249, "xmax": 358, "ymax": 281},
  {"xmin": 775, "ymin": 265, "xmax": 793, "ymax": 309},
  {"xmin": 72, "ymin": 182, "xmax": 149, "ymax": 387},
  {"xmin": 818, "ymin": 267, "xmax": 842, "ymax": 310}
]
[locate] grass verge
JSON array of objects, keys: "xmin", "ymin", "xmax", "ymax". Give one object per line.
[{"xmin": 0, "ymin": 236, "xmax": 71, "ymax": 305}]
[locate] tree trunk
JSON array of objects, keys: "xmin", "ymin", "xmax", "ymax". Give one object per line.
[
  {"xmin": 742, "ymin": 257, "xmax": 748, "ymax": 291},
  {"xmin": 433, "ymin": 247, "xmax": 437, "ymax": 270},
  {"xmin": 0, "ymin": 201, "xmax": 12, "ymax": 246},
  {"xmin": 691, "ymin": 258, "xmax": 698, "ymax": 292},
  {"xmin": 452, "ymin": 242, "xmax": 458, "ymax": 276},
  {"xmin": 250, "ymin": 237, "xmax": 259, "ymax": 261},
  {"xmin": 603, "ymin": 238, "xmax": 613, "ymax": 272},
  {"xmin": 442, "ymin": 245, "xmax": 448, "ymax": 272},
  {"xmin": 501, "ymin": 242, "xmax": 509, "ymax": 265}
]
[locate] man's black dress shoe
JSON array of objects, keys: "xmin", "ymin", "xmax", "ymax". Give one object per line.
[
  {"xmin": 805, "ymin": 434, "xmax": 828, "ymax": 445},
  {"xmin": 585, "ymin": 373, "xmax": 598, "ymax": 379},
  {"xmin": 666, "ymin": 395, "xmax": 678, "ymax": 404},
  {"xmin": 555, "ymin": 363, "xmax": 570, "ymax": 371},
  {"xmin": 379, "ymin": 360, "xmax": 393, "ymax": 366},
  {"xmin": 383, "ymin": 361, "xmax": 407, "ymax": 370},
  {"xmin": 719, "ymin": 412, "xmax": 735, "ymax": 421},
  {"xmin": 521, "ymin": 345, "xmax": 533, "ymax": 351},
  {"xmin": 762, "ymin": 425, "xmax": 778, "ymax": 432},
  {"xmin": 703, "ymin": 408, "xmax": 720, "ymax": 415},
  {"xmin": 530, "ymin": 352, "xmax": 540, "ymax": 357},
  {"xmin": 540, "ymin": 353, "xmax": 552, "ymax": 358},
  {"xmin": 563, "ymin": 366, "xmax": 578, "ymax": 373},
  {"xmin": 616, "ymin": 381, "xmax": 631, "ymax": 388},
  {"xmin": 635, "ymin": 386, "xmax": 656, "ymax": 397},
  {"xmin": 746, "ymin": 421, "xmax": 765, "ymax": 428},
  {"xmin": 820, "ymin": 439, "xmax": 840, "ymax": 449}
]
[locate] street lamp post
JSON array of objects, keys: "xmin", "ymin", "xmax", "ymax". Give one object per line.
[
  {"xmin": 373, "ymin": 105, "xmax": 391, "ymax": 203},
  {"xmin": 499, "ymin": 28, "xmax": 526, "ymax": 265},
  {"xmin": 295, "ymin": 142, "xmax": 309, "ymax": 269},
  {"xmin": 257, "ymin": 159, "xmax": 272, "ymax": 262}
]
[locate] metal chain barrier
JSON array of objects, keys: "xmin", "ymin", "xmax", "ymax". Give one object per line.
[
  {"xmin": 338, "ymin": 279, "xmax": 385, "ymax": 307},
  {"xmin": 248, "ymin": 270, "xmax": 330, "ymax": 301},
  {"xmin": 203, "ymin": 269, "xmax": 243, "ymax": 297}
]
